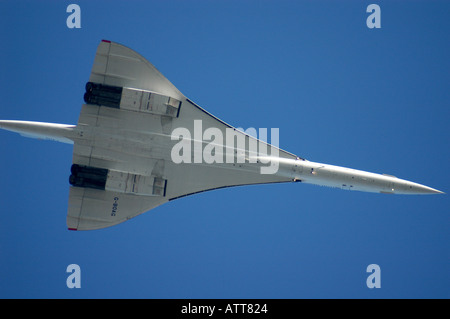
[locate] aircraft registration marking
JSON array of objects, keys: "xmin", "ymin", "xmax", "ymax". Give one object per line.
[{"xmin": 111, "ymin": 196, "xmax": 119, "ymax": 216}]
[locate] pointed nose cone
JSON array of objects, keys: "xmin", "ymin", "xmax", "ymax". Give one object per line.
[
  {"xmin": 407, "ymin": 182, "xmax": 444, "ymax": 195},
  {"xmin": 420, "ymin": 186, "xmax": 444, "ymax": 195}
]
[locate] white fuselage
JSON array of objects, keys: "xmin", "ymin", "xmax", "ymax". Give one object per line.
[
  {"xmin": 274, "ymin": 157, "xmax": 441, "ymax": 194},
  {"xmin": 0, "ymin": 120, "xmax": 443, "ymax": 195}
]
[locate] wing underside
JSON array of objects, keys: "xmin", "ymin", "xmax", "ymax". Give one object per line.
[
  {"xmin": 67, "ymin": 40, "xmax": 298, "ymax": 230},
  {"xmin": 67, "ymin": 187, "xmax": 167, "ymax": 231}
]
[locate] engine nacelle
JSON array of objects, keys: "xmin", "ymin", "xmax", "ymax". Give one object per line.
[
  {"xmin": 69, "ymin": 164, "xmax": 167, "ymax": 196},
  {"xmin": 84, "ymin": 82, "xmax": 181, "ymax": 117}
]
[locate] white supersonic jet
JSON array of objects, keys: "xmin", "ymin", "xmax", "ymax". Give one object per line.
[{"xmin": 0, "ymin": 40, "xmax": 443, "ymax": 230}]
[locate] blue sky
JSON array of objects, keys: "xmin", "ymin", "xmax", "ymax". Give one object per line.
[{"xmin": 0, "ymin": 0, "xmax": 448, "ymax": 298}]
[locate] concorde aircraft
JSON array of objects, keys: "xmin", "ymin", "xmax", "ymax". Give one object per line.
[{"xmin": 0, "ymin": 40, "xmax": 443, "ymax": 230}]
